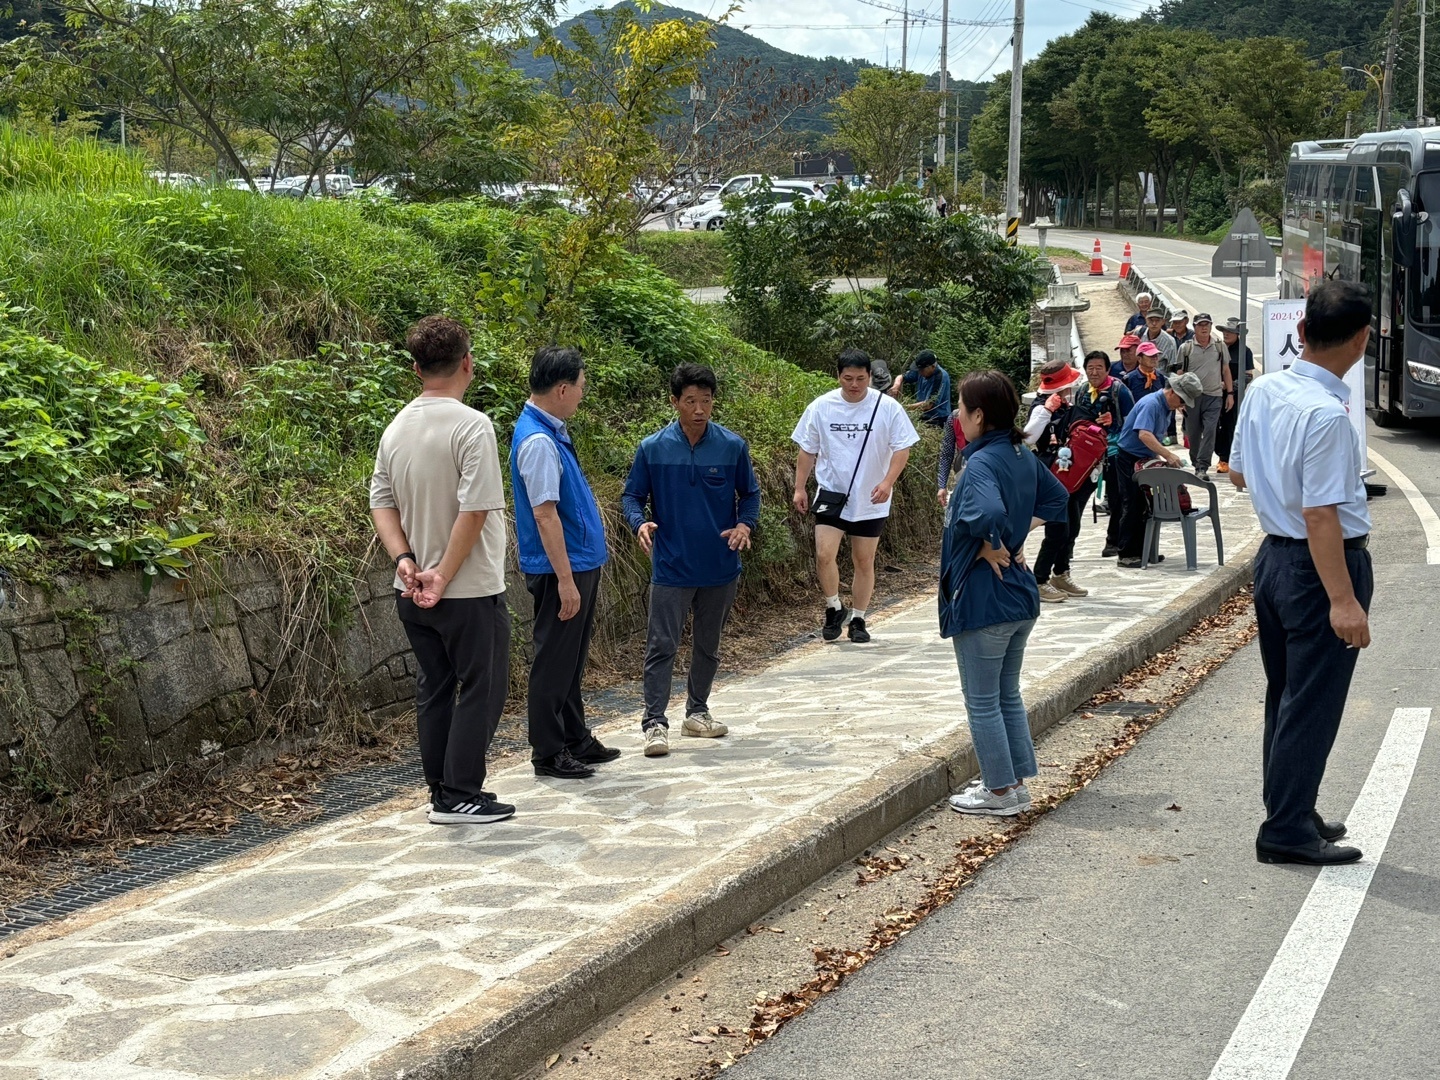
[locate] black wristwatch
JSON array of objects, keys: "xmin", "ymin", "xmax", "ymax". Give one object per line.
[{"xmin": 395, "ymin": 551, "xmax": 417, "ymax": 567}]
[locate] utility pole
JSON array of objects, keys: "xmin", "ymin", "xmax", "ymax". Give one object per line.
[
  {"xmin": 1004, "ymin": 0, "xmax": 1024, "ymax": 245},
  {"xmin": 936, "ymin": 0, "xmax": 949, "ymax": 168},
  {"xmin": 954, "ymin": 94, "xmax": 961, "ymax": 189},
  {"xmin": 1381, "ymin": 0, "xmax": 1404, "ymax": 129},
  {"xmin": 901, "ymin": 0, "xmax": 909, "ymax": 73},
  {"xmin": 1420, "ymin": 0, "xmax": 1428, "ymax": 122}
]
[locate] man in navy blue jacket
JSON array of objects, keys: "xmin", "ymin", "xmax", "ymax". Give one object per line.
[{"xmin": 623, "ymin": 364, "xmax": 762, "ymax": 758}]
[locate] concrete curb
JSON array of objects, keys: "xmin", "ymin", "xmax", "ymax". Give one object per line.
[{"xmin": 352, "ymin": 540, "xmax": 1261, "ymax": 1080}]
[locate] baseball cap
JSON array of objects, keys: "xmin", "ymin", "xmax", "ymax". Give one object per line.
[
  {"xmin": 1136, "ymin": 341, "xmax": 1160, "ymax": 357},
  {"xmin": 1169, "ymin": 371, "xmax": 1203, "ymax": 408},
  {"xmin": 1193, "ymin": 312, "xmax": 1213, "ymax": 325},
  {"xmin": 1145, "ymin": 309, "xmax": 1165, "ymax": 321},
  {"xmin": 1118, "ymin": 333, "xmax": 1141, "ymax": 348},
  {"xmin": 1170, "ymin": 309, "xmax": 1189, "ymax": 323}
]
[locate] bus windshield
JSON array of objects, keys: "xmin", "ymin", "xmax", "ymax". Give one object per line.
[{"xmin": 1414, "ymin": 172, "xmax": 1440, "ymax": 327}]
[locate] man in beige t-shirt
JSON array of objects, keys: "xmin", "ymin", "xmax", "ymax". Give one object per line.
[{"xmin": 370, "ymin": 315, "xmax": 514, "ymax": 825}]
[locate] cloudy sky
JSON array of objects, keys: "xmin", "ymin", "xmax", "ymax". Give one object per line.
[{"xmin": 601, "ymin": 0, "xmax": 1157, "ymax": 81}]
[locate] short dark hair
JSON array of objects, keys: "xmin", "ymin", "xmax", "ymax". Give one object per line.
[
  {"xmin": 958, "ymin": 370, "xmax": 1024, "ymax": 444},
  {"xmin": 406, "ymin": 315, "xmax": 470, "ymax": 376},
  {"xmin": 1083, "ymin": 350, "xmax": 1111, "ymax": 369},
  {"xmin": 670, "ymin": 363, "xmax": 718, "ymax": 398},
  {"xmin": 914, "ymin": 349, "xmax": 939, "ymax": 370},
  {"xmin": 530, "ymin": 345, "xmax": 584, "ymax": 394},
  {"xmin": 836, "ymin": 348, "xmax": 871, "ymax": 374},
  {"xmin": 1303, "ymin": 280, "xmax": 1373, "ymax": 349}
]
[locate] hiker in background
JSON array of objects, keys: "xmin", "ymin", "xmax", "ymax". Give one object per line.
[
  {"xmin": 511, "ymin": 346, "xmax": 621, "ymax": 781},
  {"xmin": 1215, "ymin": 316, "xmax": 1257, "ymax": 475},
  {"xmin": 939, "ymin": 370, "xmax": 1070, "ymax": 817},
  {"xmin": 937, "ymin": 407, "xmax": 969, "ymax": 507},
  {"xmin": 889, "ymin": 349, "xmax": 953, "ymax": 427},
  {"xmin": 1023, "ymin": 359, "xmax": 1087, "ymax": 603},
  {"xmin": 370, "ymin": 316, "xmax": 514, "ymax": 825},
  {"xmin": 1138, "ymin": 309, "xmax": 1177, "ymax": 373},
  {"xmin": 793, "ymin": 349, "xmax": 920, "ymax": 643},
  {"xmin": 1168, "ymin": 309, "xmax": 1194, "ymax": 348},
  {"xmin": 1177, "ymin": 313, "xmax": 1234, "ymax": 482},
  {"xmin": 1123, "ymin": 341, "xmax": 1169, "ymax": 402},
  {"xmin": 622, "ymin": 364, "xmax": 761, "ymax": 759},
  {"xmin": 1124, "ymin": 292, "xmax": 1153, "ymax": 335},
  {"xmin": 1112, "ymin": 334, "xmax": 1141, "ymax": 379},
  {"xmin": 1114, "ymin": 372, "xmax": 1204, "ymax": 569},
  {"xmin": 1072, "ymin": 350, "xmax": 1134, "ymax": 559}
]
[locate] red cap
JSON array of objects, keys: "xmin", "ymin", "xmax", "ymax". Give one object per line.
[
  {"xmin": 1137, "ymin": 341, "xmax": 1160, "ymax": 357},
  {"xmin": 1117, "ymin": 334, "xmax": 1141, "ymax": 349},
  {"xmin": 1038, "ymin": 364, "xmax": 1084, "ymax": 393}
]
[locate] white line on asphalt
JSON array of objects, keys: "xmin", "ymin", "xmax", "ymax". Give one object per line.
[
  {"xmin": 1207, "ymin": 706, "xmax": 1432, "ymax": 1080},
  {"xmin": 1367, "ymin": 447, "xmax": 1440, "ymax": 564}
]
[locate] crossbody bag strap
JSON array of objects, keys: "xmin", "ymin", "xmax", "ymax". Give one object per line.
[{"xmin": 842, "ymin": 391, "xmax": 886, "ymax": 500}]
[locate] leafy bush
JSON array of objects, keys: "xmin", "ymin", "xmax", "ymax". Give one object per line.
[
  {"xmin": 0, "ymin": 319, "xmax": 206, "ymax": 579},
  {"xmin": 580, "ymin": 255, "xmax": 720, "ymax": 371}
]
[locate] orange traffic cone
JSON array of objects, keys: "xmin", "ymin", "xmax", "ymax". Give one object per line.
[
  {"xmin": 1119, "ymin": 242, "xmax": 1132, "ymax": 278},
  {"xmin": 1089, "ymin": 238, "xmax": 1105, "ymax": 276}
]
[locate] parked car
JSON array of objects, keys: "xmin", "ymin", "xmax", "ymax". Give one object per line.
[
  {"xmin": 680, "ymin": 181, "xmax": 813, "ymax": 231},
  {"xmin": 147, "ymin": 171, "xmax": 203, "ymax": 188}
]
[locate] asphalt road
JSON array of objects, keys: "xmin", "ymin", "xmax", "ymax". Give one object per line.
[{"xmin": 726, "ymin": 416, "xmax": 1440, "ymax": 1079}]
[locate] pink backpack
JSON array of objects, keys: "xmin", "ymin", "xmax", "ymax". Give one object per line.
[{"xmin": 1051, "ymin": 421, "xmax": 1107, "ymax": 494}]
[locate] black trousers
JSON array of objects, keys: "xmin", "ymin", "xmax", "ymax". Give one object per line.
[
  {"xmin": 1253, "ymin": 538, "xmax": 1375, "ymax": 847},
  {"xmin": 1034, "ymin": 477, "xmax": 1097, "ymax": 582},
  {"xmin": 1215, "ymin": 399, "xmax": 1239, "ymax": 463},
  {"xmin": 397, "ymin": 592, "xmax": 510, "ymax": 804},
  {"xmin": 642, "ymin": 580, "xmax": 739, "ymax": 729},
  {"xmin": 1103, "ymin": 456, "xmax": 1126, "ymax": 548},
  {"xmin": 526, "ymin": 567, "xmax": 603, "ymax": 761},
  {"xmin": 1115, "ymin": 450, "xmax": 1148, "ymax": 559}
]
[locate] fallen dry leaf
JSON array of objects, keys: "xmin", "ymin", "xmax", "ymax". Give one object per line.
[{"xmin": 545, "ymin": 1053, "xmax": 560, "ymax": 1069}]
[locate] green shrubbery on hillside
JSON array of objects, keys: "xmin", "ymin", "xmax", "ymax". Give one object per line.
[{"xmin": 0, "ymin": 129, "xmax": 945, "ymax": 624}]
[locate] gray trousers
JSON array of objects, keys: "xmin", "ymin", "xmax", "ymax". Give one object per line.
[
  {"xmin": 1183, "ymin": 392, "xmax": 1224, "ymax": 471},
  {"xmin": 642, "ymin": 580, "xmax": 739, "ymax": 729}
]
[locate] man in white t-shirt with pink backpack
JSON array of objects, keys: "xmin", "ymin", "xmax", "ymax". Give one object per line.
[{"xmin": 792, "ymin": 349, "xmax": 920, "ymax": 643}]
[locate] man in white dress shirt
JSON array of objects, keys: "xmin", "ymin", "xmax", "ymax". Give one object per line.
[{"xmin": 1230, "ymin": 279, "xmax": 1374, "ymax": 866}]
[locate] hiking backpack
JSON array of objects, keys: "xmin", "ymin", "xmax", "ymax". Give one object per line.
[{"xmin": 1050, "ymin": 420, "xmax": 1108, "ymax": 494}]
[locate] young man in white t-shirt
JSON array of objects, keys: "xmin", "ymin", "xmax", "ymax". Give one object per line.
[
  {"xmin": 792, "ymin": 349, "xmax": 920, "ymax": 642},
  {"xmin": 370, "ymin": 316, "xmax": 513, "ymax": 826}
]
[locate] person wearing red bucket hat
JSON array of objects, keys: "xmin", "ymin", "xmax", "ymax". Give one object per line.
[{"xmin": 1022, "ymin": 360, "xmax": 1087, "ymax": 603}]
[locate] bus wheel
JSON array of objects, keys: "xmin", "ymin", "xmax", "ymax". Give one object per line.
[{"xmin": 1371, "ymin": 407, "xmax": 1402, "ymax": 428}]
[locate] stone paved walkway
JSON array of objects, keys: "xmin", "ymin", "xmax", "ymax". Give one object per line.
[{"xmin": 0, "ymin": 473, "xmax": 1259, "ymax": 1080}]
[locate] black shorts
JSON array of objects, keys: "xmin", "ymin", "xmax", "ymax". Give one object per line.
[{"xmin": 814, "ymin": 513, "xmax": 887, "ymax": 538}]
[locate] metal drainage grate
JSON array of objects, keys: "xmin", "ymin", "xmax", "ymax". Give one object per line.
[{"xmin": 0, "ymin": 753, "xmax": 423, "ymax": 940}]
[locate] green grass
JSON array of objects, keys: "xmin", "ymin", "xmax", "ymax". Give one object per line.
[{"xmin": 634, "ymin": 230, "xmax": 729, "ymax": 288}]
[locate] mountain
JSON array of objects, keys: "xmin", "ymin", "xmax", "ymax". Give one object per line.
[
  {"xmin": 513, "ymin": 2, "xmax": 988, "ymax": 142},
  {"xmin": 1153, "ymin": 0, "xmax": 1389, "ymax": 63}
]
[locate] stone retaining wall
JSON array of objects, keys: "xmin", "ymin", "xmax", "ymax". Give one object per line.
[{"xmin": 0, "ymin": 557, "xmax": 417, "ymax": 789}]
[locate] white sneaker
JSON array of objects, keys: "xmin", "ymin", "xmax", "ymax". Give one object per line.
[
  {"xmin": 949, "ymin": 786, "xmax": 1027, "ymax": 816},
  {"xmin": 681, "ymin": 712, "xmax": 729, "ymax": 738},
  {"xmin": 1051, "ymin": 572, "xmax": 1088, "ymax": 597},
  {"xmin": 1038, "ymin": 582, "xmax": 1067, "ymax": 603},
  {"xmin": 644, "ymin": 726, "xmax": 670, "ymax": 757}
]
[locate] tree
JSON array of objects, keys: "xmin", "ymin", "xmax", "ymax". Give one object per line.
[{"xmin": 829, "ymin": 68, "xmax": 939, "ymax": 188}]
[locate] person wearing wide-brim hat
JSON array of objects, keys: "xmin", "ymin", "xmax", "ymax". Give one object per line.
[
  {"xmin": 1215, "ymin": 317, "xmax": 1256, "ymax": 474},
  {"xmin": 1022, "ymin": 359, "xmax": 1089, "ymax": 602}
]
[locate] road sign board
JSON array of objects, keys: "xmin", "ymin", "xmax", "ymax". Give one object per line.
[{"xmin": 1211, "ymin": 208, "xmax": 1277, "ymax": 278}]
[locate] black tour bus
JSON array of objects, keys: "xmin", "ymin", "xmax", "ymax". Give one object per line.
[{"xmin": 1283, "ymin": 127, "xmax": 1440, "ymax": 425}]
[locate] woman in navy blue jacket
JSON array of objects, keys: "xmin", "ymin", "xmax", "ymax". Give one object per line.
[{"xmin": 939, "ymin": 370, "xmax": 1070, "ymax": 816}]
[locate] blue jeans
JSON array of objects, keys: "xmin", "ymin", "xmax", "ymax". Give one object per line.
[{"xmin": 952, "ymin": 618, "xmax": 1038, "ymax": 790}]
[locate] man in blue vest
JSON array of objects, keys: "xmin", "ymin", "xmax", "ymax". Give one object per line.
[
  {"xmin": 511, "ymin": 346, "xmax": 619, "ymax": 779},
  {"xmin": 622, "ymin": 364, "xmax": 762, "ymax": 758}
]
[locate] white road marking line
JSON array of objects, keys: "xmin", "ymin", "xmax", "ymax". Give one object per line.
[
  {"xmin": 1367, "ymin": 447, "xmax": 1440, "ymax": 564},
  {"xmin": 1207, "ymin": 706, "xmax": 1431, "ymax": 1080}
]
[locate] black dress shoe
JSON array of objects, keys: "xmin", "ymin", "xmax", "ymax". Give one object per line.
[
  {"xmin": 571, "ymin": 738, "xmax": 621, "ymax": 765},
  {"xmin": 1256, "ymin": 838, "xmax": 1363, "ymax": 866},
  {"xmin": 1313, "ymin": 810, "xmax": 1347, "ymax": 842},
  {"xmin": 533, "ymin": 750, "xmax": 596, "ymax": 779}
]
